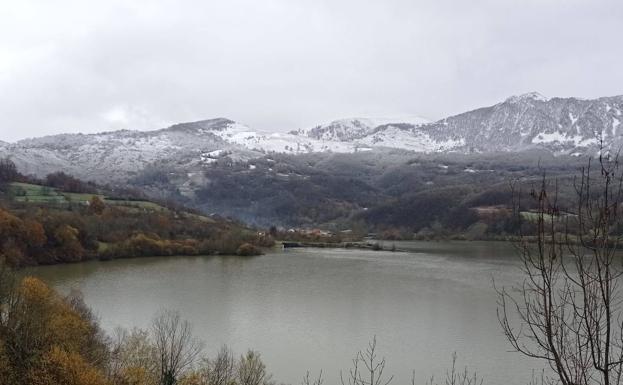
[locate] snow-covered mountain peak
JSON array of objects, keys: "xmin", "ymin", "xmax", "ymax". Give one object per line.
[
  {"xmin": 302, "ymin": 118, "xmax": 377, "ymax": 141},
  {"xmin": 366, "ymin": 115, "xmax": 431, "ymax": 126},
  {"xmin": 2, "ymin": 93, "xmax": 623, "ymax": 184},
  {"xmin": 163, "ymin": 118, "xmax": 235, "ymax": 133},
  {"xmin": 505, "ymin": 92, "xmax": 549, "ymax": 103},
  {"xmin": 300, "ymin": 115, "xmax": 430, "ymax": 142}
]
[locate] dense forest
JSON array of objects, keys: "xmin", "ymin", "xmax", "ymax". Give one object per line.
[
  {"xmin": 0, "ymin": 159, "xmax": 271, "ymax": 267},
  {"xmin": 139, "ymin": 150, "xmax": 584, "ymax": 239},
  {"xmin": 3, "ymin": 148, "xmax": 589, "ymax": 241}
]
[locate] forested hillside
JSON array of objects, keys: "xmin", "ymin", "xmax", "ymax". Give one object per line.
[
  {"xmin": 0, "ymin": 159, "xmax": 270, "ymax": 267},
  {"xmin": 157, "ymin": 150, "xmax": 585, "ymax": 238},
  {"xmin": 1, "ymin": 147, "xmax": 589, "ymax": 242}
]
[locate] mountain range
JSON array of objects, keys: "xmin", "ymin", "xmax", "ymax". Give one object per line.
[
  {"xmin": 2, "ymin": 92, "xmax": 622, "ymax": 182},
  {"xmin": 1, "ymin": 92, "xmax": 621, "ymax": 228}
]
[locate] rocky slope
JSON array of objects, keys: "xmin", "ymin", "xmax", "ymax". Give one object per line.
[
  {"xmin": 293, "ymin": 92, "xmax": 623, "ymax": 154},
  {"xmin": 2, "ymin": 119, "xmax": 236, "ymax": 181},
  {"xmin": 413, "ymin": 92, "xmax": 623, "ymax": 153},
  {"xmin": 293, "ymin": 116, "xmax": 430, "ymax": 142}
]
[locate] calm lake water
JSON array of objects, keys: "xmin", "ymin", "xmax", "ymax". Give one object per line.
[{"xmin": 27, "ymin": 241, "xmax": 540, "ymax": 385}]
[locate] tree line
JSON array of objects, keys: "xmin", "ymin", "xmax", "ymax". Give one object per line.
[{"xmin": 0, "ymin": 197, "xmax": 269, "ymax": 266}]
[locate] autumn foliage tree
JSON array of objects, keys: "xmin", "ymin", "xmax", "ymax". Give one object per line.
[
  {"xmin": 0, "ymin": 208, "xmax": 47, "ymax": 265},
  {"xmin": 0, "ymin": 263, "xmax": 110, "ymax": 385},
  {"xmin": 89, "ymin": 196, "xmax": 107, "ymax": 215},
  {"xmin": 32, "ymin": 346, "xmax": 110, "ymax": 385},
  {"xmin": 52, "ymin": 224, "xmax": 85, "ymax": 262}
]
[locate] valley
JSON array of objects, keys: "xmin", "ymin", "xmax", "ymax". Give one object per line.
[
  {"xmin": 2, "ymin": 2, "xmax": 621, "ymax": 385},
  {"xmin": 2, "ymin": 92, "xmax": 619, "ymax": 236}
]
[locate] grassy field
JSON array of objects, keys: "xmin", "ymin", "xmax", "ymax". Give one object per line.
[
  {"xmin": 5, "ymin": 182, "xmax": 220, "ymax": 224},
  {"xmin": 9, "ymin": 182, "xmax": 69, "ymax": 203},
  {"xmin": 7, "ymin": 182, "xmax": 167, "ymax": 212}
]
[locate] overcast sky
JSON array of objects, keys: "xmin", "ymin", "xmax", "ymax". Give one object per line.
[{"xmin": 1, "ymin": 0, "xmax": 622, "ymax": 142}]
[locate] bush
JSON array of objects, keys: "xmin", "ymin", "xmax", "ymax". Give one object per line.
[
  {"xmin": 236, "ymin": 243, "xmax": 261, "ymax": 256},
  {"xmin": 464, "ymin": 222, "xmax": 488, "ymax": 240}
]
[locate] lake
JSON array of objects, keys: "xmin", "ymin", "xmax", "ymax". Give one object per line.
[{"xmin": 27, "ymin": 241, "xmax": 539, "ymax": 385}]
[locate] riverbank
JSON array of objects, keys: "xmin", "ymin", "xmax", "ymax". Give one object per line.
[
  {"xmin": 279, "ymin": 234, "xmax": 613, "ymax": 252},
  {"xmin": 280, "ymin": 240, "xmax": 407, "ymax": 252}
]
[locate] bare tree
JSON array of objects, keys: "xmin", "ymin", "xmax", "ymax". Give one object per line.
[
  {"xmin": 237, "ymin": 350, "xmax": 272, "ymax": 385},
  {"xmin": 0, "ymin": 258, "xmax": 18, "ymax": 328},
  {"xmin": 430, "ymin": 353, "xmax": 483, "ymax": 385},
  {"xmin": 498, "ymin": 151, "xmax": 623, "ymax": 385},
  {"xmin": 205, "ymin": 345, "xmax": 236, "ymax": 385},
  {"xmin": 109, "ymin": 327, "xmax": 159, "ymax": 384},
  {"xmin": 341, "ymin": 337, "xmax": 393, "ymax": 385},
  {"xmin": 152, "ymin": 309, "xmax": 204, "ymax": 385},
  {"xmin": 412, "ymin": 353, "xmax": 482, "ymax": 385},
  {"xmin": 302, "ymin": 370, "xmax": 323, "ymax": 385}
]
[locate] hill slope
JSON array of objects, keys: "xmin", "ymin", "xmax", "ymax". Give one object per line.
[{"xmin": 0, "ymin": 168, "xmax": 269, "ymax": 266}]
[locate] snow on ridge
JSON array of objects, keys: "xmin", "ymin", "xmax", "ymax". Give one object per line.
[
  {"xmin": 523, "ymin": 92, "xmax": 549, "ymax": 102},
  {"xmin": 318, "ymin": 115, "xmax": 430, "ymax": 128},
  {"xmin": 203, "ymin": 120, "xmax": 455, "ymax": 155},
  {"xmin": 300, "ymin": 115, "xmax": 431, "ymax": 142},
  {"xmin": 211, "ymin": 121, "xmax": 356, "ymax": 154},
  {"xmin": 532, "ymin": 132, "xmax": 567, "ymax": 144},
  {"xmin": 531, "ymin": 131, "xmax": 598, "ymax": 147},
  {"xmin": 7, "ymin": 91, "xmax": 622, "ymax": 171},
  {"xmin": 356, "ymin": 125, "xmax": 463, "ymax": 153},
  {"xmin": 352, "ymin": 115, "xmax": 430, "ymax": 127},
  {"xmin": 506, "ymin": 92, "xmax": 550, "ymax": 103}
]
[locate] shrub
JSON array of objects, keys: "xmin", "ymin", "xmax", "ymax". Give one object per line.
[{"xmin": 236, "ymin": 243, "xmax": 261, "ymax": 256}]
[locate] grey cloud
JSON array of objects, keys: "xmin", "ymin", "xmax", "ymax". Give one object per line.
[{"xmin": 0, "ymin": 0, "xmax": 622, "ymax": 141}]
